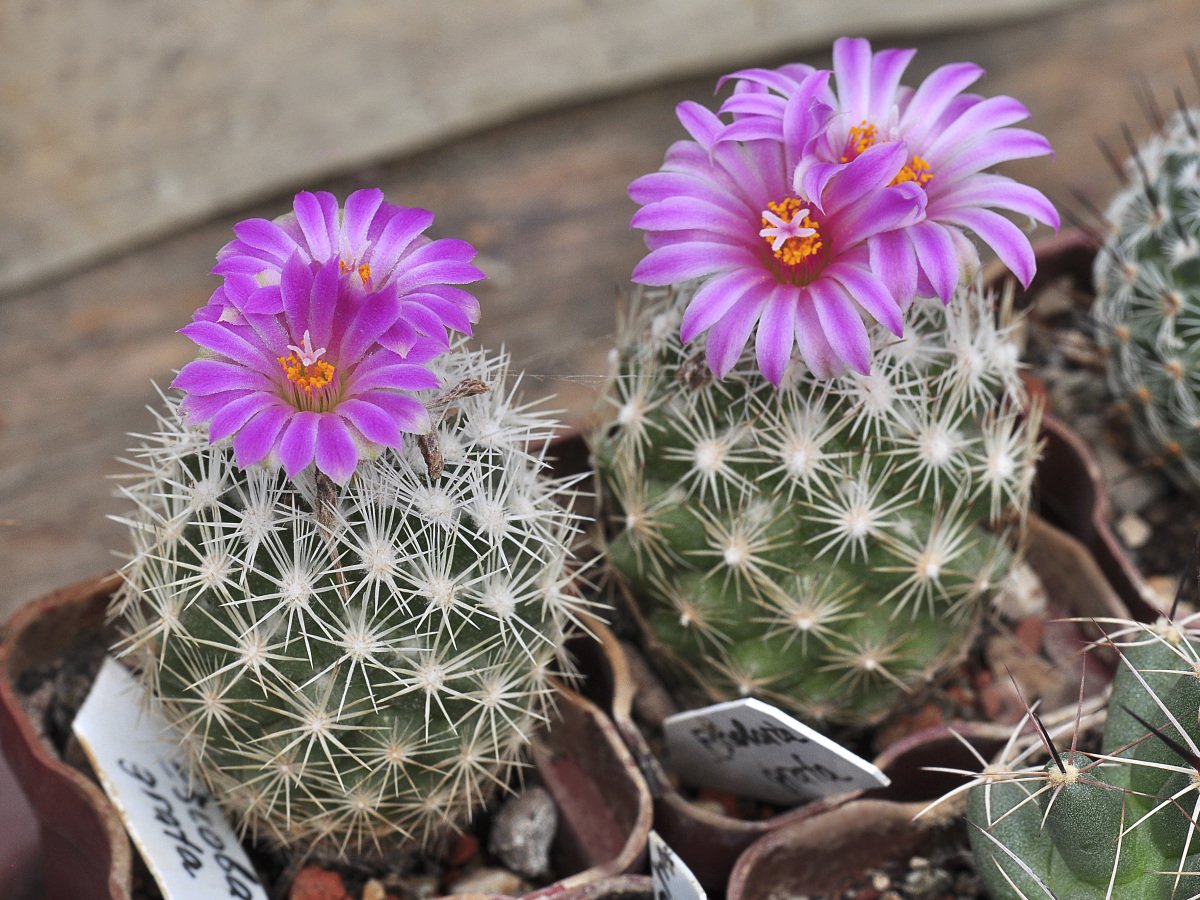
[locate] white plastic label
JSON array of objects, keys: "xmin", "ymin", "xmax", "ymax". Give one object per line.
[
  {"xmin": 662, "ymin": 697, "xmax": 889, "ymax": 806},
  {"xmin": 649, "ymin": 830, "xmax": 706, "ymax": 900},
  {"xmin": 73, "ymin": 657, "xmax": 268, "ymax": 900}
]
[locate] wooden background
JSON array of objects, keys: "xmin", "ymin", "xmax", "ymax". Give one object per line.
[
  {"xmin": 2, "ymin": 0, "xmax": 1199, "ymax": 622},
  {"xmin": 0, "ymin": 0, "xmax": 1085, "ymax": 295}
]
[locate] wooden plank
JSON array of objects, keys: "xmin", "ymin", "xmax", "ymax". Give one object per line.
[
  {"xmin": 0, "ymin": 0, "xmax": 1087, "ymax": 294},
  {"xmin": 1, "ymin": 0, "xmax": 1195, "ymax": 622}
]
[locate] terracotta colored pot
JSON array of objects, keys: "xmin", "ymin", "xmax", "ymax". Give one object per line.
[
  {"xmin": 0, "ymin": 575, "xmax": 652, "ymax": 900},
  {"xmin": 0, "ymin": 574, "xmax": 133, "ymax": 900}
]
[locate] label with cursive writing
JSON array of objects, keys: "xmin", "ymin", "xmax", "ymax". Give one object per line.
[
  {"xmin": 662, "ymin": 697, "xmax": 888, "ymax": 806},
  {"xmin": 73, "ymin": 658, "xmax": 268, "ymax": 900},
  {"xmin": 649, "ymin": 830, "xmax": 706, "ymax": 900}
]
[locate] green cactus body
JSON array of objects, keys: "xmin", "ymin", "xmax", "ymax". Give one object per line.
[
  {"xmin": 1092, "ymin": 108, "xmax": 1200, "ymax": 489},
  {"xmin": 590, "ymin": 282, "xmax": 1040, "ymax": 725},
  {"xmin": 967, "ymin": 616, "xmax": 1200, "ymax": 899},
  {"xmin": 111, "ymin": 344, "xmax": 589, "ymax": 855}
]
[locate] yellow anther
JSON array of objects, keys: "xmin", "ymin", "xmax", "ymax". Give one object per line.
[
  {"xmin": 279, "ymin": 353, "xmax": 335, "ymax": 395},
  {"xmin": 339, "ymin": 259, "xmax": 372, "ymax": 286},
  {"xmin": 892, "ymin": 155, "xmax": 934, "ymax": 187},
  {"xmin": 841, "ymin": 120, "xmax": 934, "ymax": 187},
  {"xmin": 842, "ymin": 120, "xmax": 878, "ymax": 162}
]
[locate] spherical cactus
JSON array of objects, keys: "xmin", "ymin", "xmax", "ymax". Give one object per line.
[
  {"xmin": 1092, "ymin": 107, "xmax": 1200, "ymax": 489},
  {"xmin": 965, "ymin": 611, "xmax": 1200, "ymax": 899},
  {"xmin": 590, "ymin": 281, "xmax": 1041, "ymax": 726},
  {"xmin": 111, "ymin": 341, "xmax": 589, "ymax": 855}
]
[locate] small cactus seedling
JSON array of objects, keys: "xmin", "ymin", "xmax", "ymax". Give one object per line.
[
  {"xmin": 1092, "ymin": 105, "xmax": 1200, "ymax": 490},
  {"xmin": 961, "ymin": 600, "xmax": 1200, "ymax": 900},
  {"xmin": 110, "ymin": 192, "xmax": 592, "ymax": 857},
  {"xmin": 590, "ymin": 280, "xmax": 1041, "ymax": 726}
]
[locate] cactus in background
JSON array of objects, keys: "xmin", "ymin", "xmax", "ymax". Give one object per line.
[
  {"xmin": 110, "ymin": 191, "xmax": 590, "ymax": 856},
  {"xmin": 964, "ymin": 609, "xmax": 1200, "ymax": 899},
  {"xmin": 1092, "ymin": 107, "xmax": 1200, "ymax": 490},
  {"xmin": 590, "ymin": 280, "xmax": 1040, "ymax": 725}
]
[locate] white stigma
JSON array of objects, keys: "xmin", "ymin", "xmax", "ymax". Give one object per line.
[
  {"xmin": 287, "ymin": 329, "xmax": 327, "ymax": 367},
  {"xmin": 760, "ymin": 206, "xmax": 815, "ymax": 251}
]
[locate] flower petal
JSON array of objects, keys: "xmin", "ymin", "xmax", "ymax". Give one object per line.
[
  {"xmin": 209, "ymin": 392, "xmax": 279, "ymax": 442},
  {"xmin": 907, "ymin": 220, "xmax": 962, "ymax": 301},
  {"xmin": 939, "ymin": 207, "xmax": 1037, "ymax": 287},
  {"xmin": 632, "ymin": 243, "xmax": 757, "ymax": 285},
  {"xmin": 316, "ymin": 415, "xmax": 360, "ymax": 483},
  {"xmin": 705, "ymin": 292, "xmax": 767, "ymax": 378},
  {"xmin": 293, "ymin": 192, "xmax": 335, "ymax": 261},
  {"xmin": 680, "ymin": 269, "xmax": 774, "ymax": 342},
  {"xmin": 342, "ymin": 189, "xmax": 385, "ymax": 254},
  {"xmin": 233, "ymin": 405, "xmax": 291, "ymax": 469},
  {"xmin": 278, "ymin": 411, "xmax": 321, "ymax": 477},
  {"xmin": 825, "ymin": 262, "xmax": 903, "ymax": 336},
  {"xmin": 754, "ymin": 284, "xmax": 797, "ymax": 385},
  {"xmin": 810, "ymin": 279, "xmax": 869, "ymax": 374},
  {"xmin": 338, "ymin": 398, "xmax": 403, "ymax": 447}
]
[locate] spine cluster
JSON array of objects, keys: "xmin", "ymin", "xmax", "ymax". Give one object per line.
[
  {"xmin": 112, "ymin": 344, "xmax": 589, "ymax": 855},
  {"xmin": 1092, "ymin": 107, "xmax": 1200, "ymax": 489},
  {"xmin": 965, "ymin": 608, "xmax": 1200, "ymax": 898},
  {"xmin": 591, "ymin": 280, "xmax": 1040, "ymax": 726}
]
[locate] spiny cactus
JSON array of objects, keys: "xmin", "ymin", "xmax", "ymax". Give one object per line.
[
  {"xmin": 964, "ymin": 608, "xmax": 1200, "ymax": 899},
  {"xmin": 1092, "ymin": 106, "xmax": 1200, "ymax": 490},
  {"xmin": 111, "ymin": 342, "xmax": 590, "ymax": 855},
  {"xmin": 590, "ymin": 280, "xmax": 1041, "ymax": 726}
]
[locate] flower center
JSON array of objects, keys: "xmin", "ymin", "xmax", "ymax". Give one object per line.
[
  {"xmin": 760, "ymin": 198, "xmax": 823, "ymax": 267},
  {"xmin": 339, "ymin": 259, "xmax": 372, "ymax": 286},
  {"xmin": 840, "ymin": 119, "xmax": 933, "ymax": 187},
  {"xmin": 278, "ymin": 330, "xmax": 336, "ymax": 407}
]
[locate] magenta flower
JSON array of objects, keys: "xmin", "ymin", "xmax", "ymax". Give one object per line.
[
  {"xmin": 629, "ymin": 74, "xmax": 926, "ymax": 382},
  {"xmin": 202, "ymin": 189, "xmax": 484, "ymax": 355},
  {"xmin": 173, "ymin": 255, "xmax": 441, "ymax": 484},
  {"xmin": 718, "ymin": 37, "xmax": 1059, "ymax": 302}
]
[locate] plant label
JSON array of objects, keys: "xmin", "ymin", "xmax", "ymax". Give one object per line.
[
  {"xmin": 73, "ymin": 657, "xmax": 268, "ymax": 900},
  {"xmin": 662, "ymin": 696, "xmax": 888, "ymax": 806},
  {"xmin": 649, "ymin": 830, "xmax": 706, "ymax": 900}
]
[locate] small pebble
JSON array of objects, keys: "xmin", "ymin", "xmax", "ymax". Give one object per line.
[
  {"xmin": 290, "ymin": 865, "xmax": 351, "ymax": 900},
  {"xmin": 991, "ymin": 560, "xmax": 1047, "ymax": 619},
  {"xmin": 872, "ymin": 871, "xmax": 891, "ymax": 891},
  {"xmin": 447, "ymin": 867, "xmax": 528, "ymax": 896},
  {"xmin": 1146, "ymin": 574, "xmax": 1180, "ymax": 608},
  {"xmin": 487, "ymin": 786, "xmax": 557, "ymax": 879},
  {"xmin": 1115, "ymin": 511, "xmax": 1152, "ymax": 549},
  {"xmin": 360, "ymin": 879, "xmax": 386, "ymax": 900}
]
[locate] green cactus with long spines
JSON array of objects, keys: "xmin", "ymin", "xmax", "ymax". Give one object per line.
[
  {"xmin": 589, "ymin": 281, "xmax": 1041, "ymax": 726},
  {"xmin": 966, "ymin": 613, "xmax": 1200, "ymax": 899},
  {"xmin": 111, "ymin": 343, "xmax": 589, "ymax": 855},
  {"xmin": 1092, "ymin": 107, "xmax": 1200, "ymax": 490}
]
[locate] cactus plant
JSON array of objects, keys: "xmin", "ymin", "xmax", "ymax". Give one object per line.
[
  {"xmin": 1092, "ymin": 106, "xmax": 1200, "ymax": 490},
  {"xmin": 590, "ymin": 280, "xmax": 1041, "ymax": 726},
  {"xmin": 110, "ymin": 191, "xmax": 591, "ymax": 857},
  {"xmin": 963, "ymin": 606, "xmax": 1200, "ymax": 899}
]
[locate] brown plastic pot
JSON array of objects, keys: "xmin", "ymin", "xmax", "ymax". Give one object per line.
[{"xmin": 0, "ymin": 574, "xmax": 652, "ymax": 900}]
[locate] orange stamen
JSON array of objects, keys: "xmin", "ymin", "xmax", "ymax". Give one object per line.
[
  {"xmin": 339, "ymin": 259, "xmax": 373, "ymax": 286},
  {"xmin": 279, "ymin": 353, "xmax": 335, "ymax": 395},
  {"xmin": 841, "ymin": 119, "xmax": 934, "ymax": 187}
]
